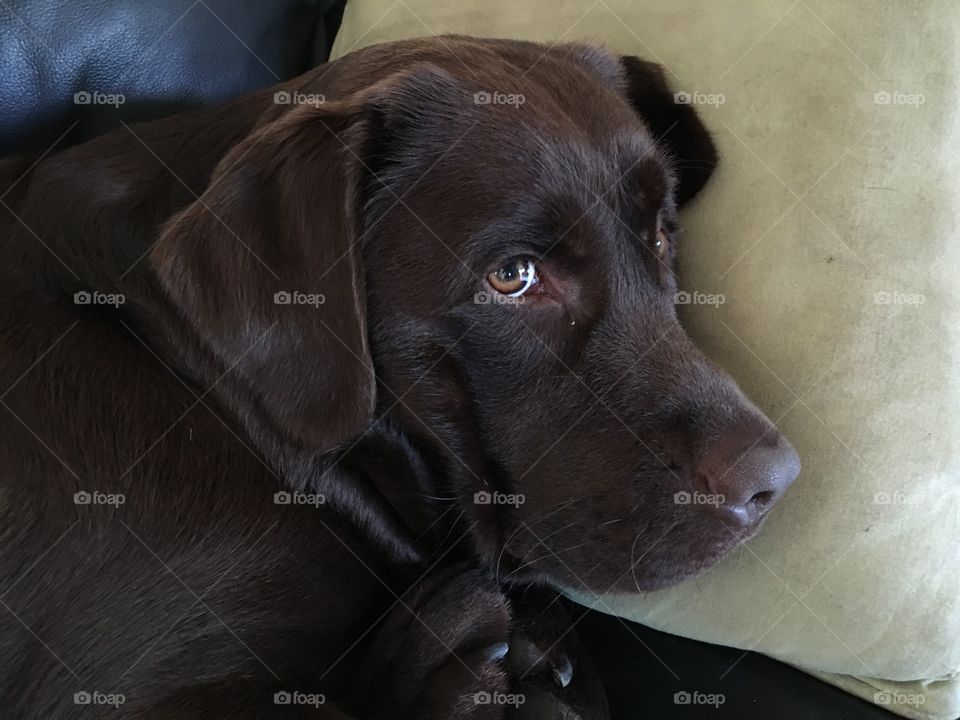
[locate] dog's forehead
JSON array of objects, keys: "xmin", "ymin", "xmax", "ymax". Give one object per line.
[
  {"xmin": 449, "ymin": 43, "xmax": 662, "ymax": 177},
  {"xmin": 465, "ymin": 66, "xmax": 669, "ymax": 222},
  {"xmin": 489, "ymin": 43, "xmax": 639, "ymax": 130},
  {"xmin": 361, "ymin": 38, "xmax": 673, "ymax": 250},
  {"xmin": 550, "ymin": 43, "xmax": 629, "ymax": 94},
  {"xmin": 488, "ymin": 39, "xmax": 629, "ymax": 96}
]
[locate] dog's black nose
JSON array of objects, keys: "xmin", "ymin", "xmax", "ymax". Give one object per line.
[{"xmin": 696, "ymin": 433, "xmax": 801, "ymax": 527}]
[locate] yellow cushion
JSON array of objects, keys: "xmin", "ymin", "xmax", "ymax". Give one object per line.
[{"xmin": 331, "ymin": 4, "xmax": 960, "ymax": 718}]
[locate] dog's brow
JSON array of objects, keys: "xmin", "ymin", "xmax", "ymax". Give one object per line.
[{"xmin": 614, "ymin": 158, "xmax": 667, "ymax": 236}]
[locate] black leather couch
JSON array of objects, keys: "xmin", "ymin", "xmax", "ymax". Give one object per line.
[
  {"xmin": 0, "ymin": 2, "xmax": 900, "ymax": 718},
  {"xmin": 0, "ymin": 0, "xmax": 345, "ymax": 155}
]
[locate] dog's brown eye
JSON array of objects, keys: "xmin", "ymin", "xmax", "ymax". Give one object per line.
[
  {"xmin": 655, "ymin": 226, "xmax": 670, "ymax": 260},
  {"xmin": 487, "ymin": 258, "xmax": 537, "ymax": 296}
]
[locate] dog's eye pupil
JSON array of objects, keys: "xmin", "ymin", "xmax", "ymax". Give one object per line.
[
  {"xmin": 487, "ymin": 258, "xmax": 537, "ymax": 297},
  {"xmin": 656, "ymin": 227, "xmax": 670, "ymax": 260}
]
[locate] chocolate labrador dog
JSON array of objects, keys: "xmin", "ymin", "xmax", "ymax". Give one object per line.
[{"xmin": 0, "ymin": 36, "xmax": 800, "ymax": 718}]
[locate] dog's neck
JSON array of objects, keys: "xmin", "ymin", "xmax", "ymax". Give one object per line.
[{"xmin": 330, "ymin": 425, "xmax": 468, "ymax": 557}]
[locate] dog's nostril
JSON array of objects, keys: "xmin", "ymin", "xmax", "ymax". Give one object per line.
[
  {"xmin": 750, "ymin": 490, "xmax": 775, "ymax": 508},
  {"xmin": 692, "ymin": 431, "xmax": 801, "ymax": 527}
]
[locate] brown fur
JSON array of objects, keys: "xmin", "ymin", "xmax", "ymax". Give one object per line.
[{"xmin": 0, "ymin": 36, "xmax": 797, "ymax": 718}]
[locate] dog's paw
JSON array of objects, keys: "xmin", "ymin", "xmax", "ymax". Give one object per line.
[
  {"xmin": 503, "ymin": 588, "xmax": 610, "ymax": 720},
  {"xmin": 351, "ymin": 564, "xmax": 512, "ymax": 719}
]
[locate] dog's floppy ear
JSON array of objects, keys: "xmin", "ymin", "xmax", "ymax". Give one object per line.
[
  {"xmin": 619, "ymin": 56, "xmax": 719, "ymax": 206},
  {"xmin": 150, "ymin": 94, "xmax": 379, "ymax": 452}
]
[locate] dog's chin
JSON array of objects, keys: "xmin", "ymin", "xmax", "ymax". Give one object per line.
[
  {"xmin": 615, "ymin": 558, "xmax": 723, "ymax": 592},
  {"xmin": 540, "ymin": 520, "xmax": 765, "ymax": 595},
  {"xmin": 625, "ymin": 524, "xmax": 767, "ymax": 592}
]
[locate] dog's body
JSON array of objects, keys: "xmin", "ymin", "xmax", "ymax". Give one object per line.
[{"xmin": 0, "ymin": 37, "xmax": 799, "ymax": 718}]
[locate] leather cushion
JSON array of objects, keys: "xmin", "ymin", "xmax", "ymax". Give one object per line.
[{"xmin": 0, "ymin": 0, "xmax": 340, "ymax": 155}]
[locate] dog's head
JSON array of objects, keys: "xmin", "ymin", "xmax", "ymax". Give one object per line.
[{"xmin": 152, "ymin": 37, "xmax": 799, "ymax": 593}]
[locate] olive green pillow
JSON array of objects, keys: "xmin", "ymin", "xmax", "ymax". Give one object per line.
[{"xmin": 332, "ymin": 3, "xmax": 960, "ymax": 718}]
